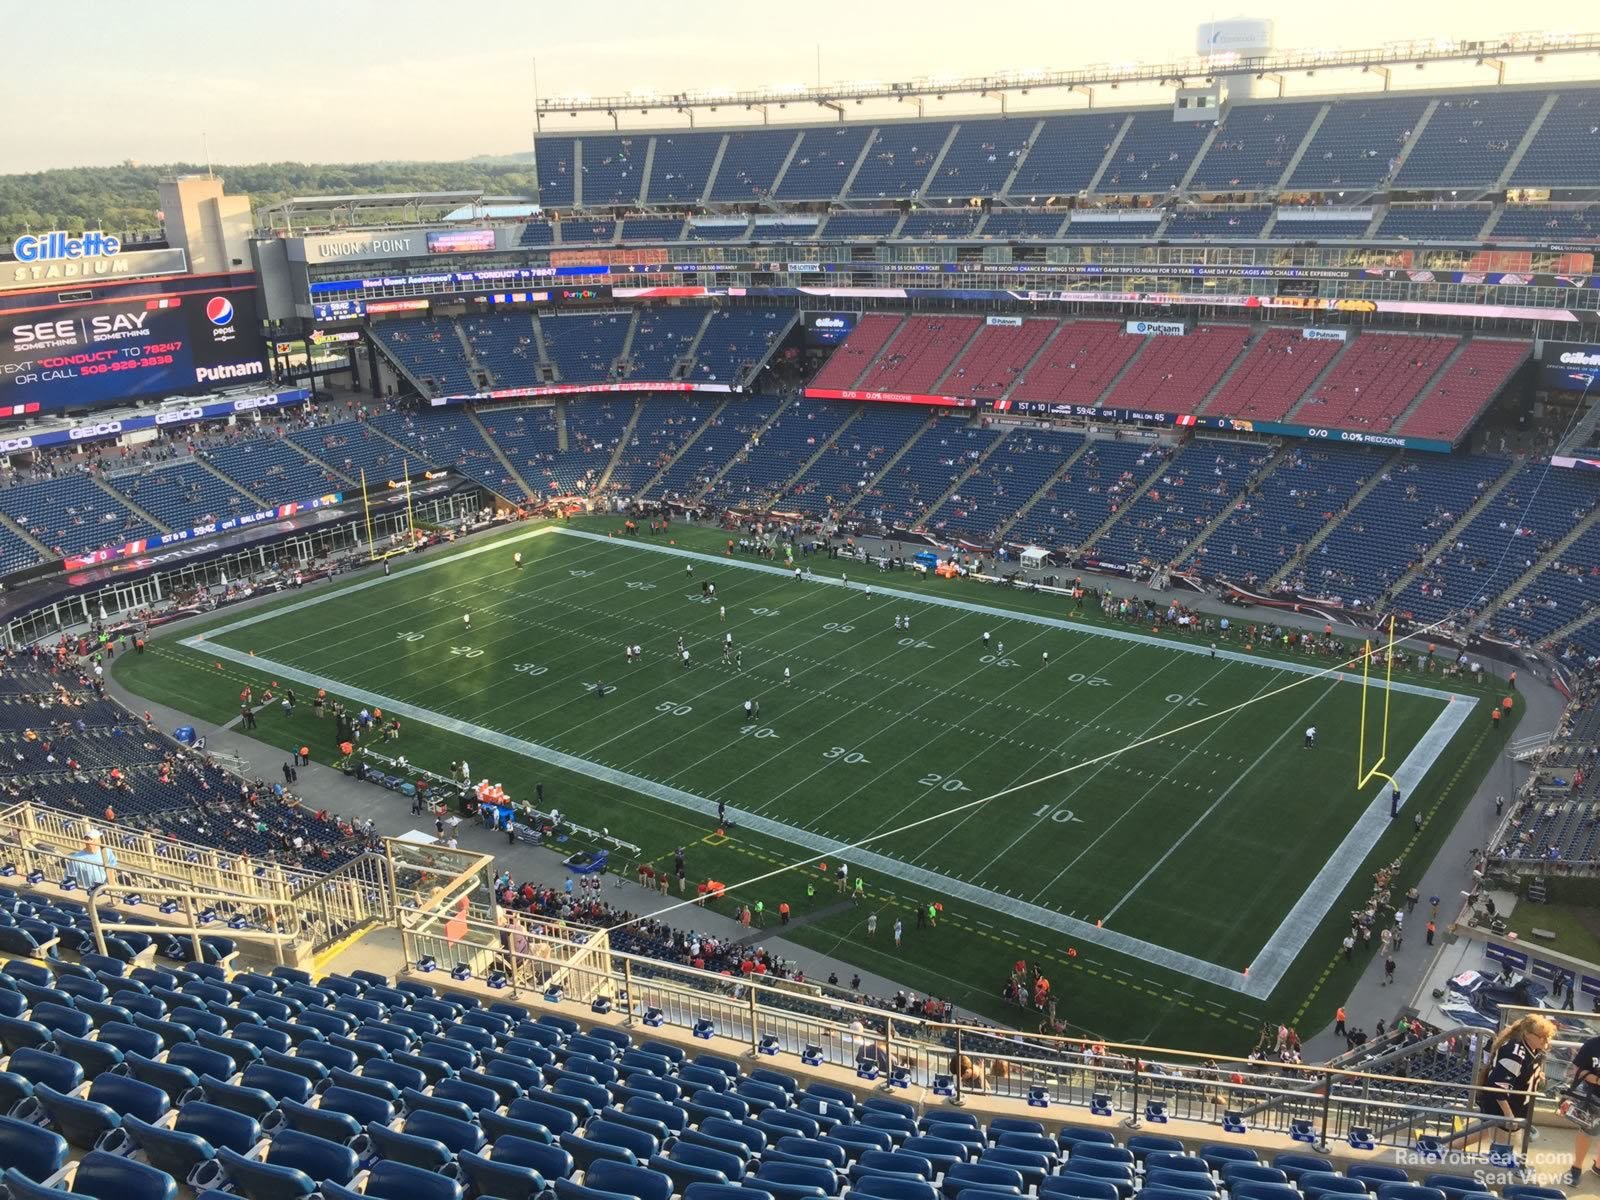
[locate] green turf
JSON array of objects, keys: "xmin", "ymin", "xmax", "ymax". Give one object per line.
[{"xmin": 113, "ymin": 516, "xmax": 1506, "ymax": 1048}]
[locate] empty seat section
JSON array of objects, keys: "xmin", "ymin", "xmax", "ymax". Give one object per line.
[
  {"xmin": 1188, "ymin": 103, "xmax": 1323, "ymax": 191},
  {"xmin": 1095, "ymin": 439, "xmax": 1266, "ymax": 569},
  {"xmin": 1011, "ymin": 321, "xmax": 1143, "ymax": 406},
  {"xmin": 460, "ymin": 313, "xmax": 540, "ymax": 389},
  {"xmin": 605, "ymin": 396, "xmax": 719, "ymax": 496},
  {"xmin": 1206, "ymin": 445, "xmax": 1388, "ymax": 591},
  {"xmin": 1397, "ymin": 91, "xmax": 1549, "ymax": 188},
  {"xmin": 709, "ymin": 399, "xmax": 855, "ymax": 508},
  {"xmin": 1094, "ymin": 113, "xmax": 1211, "ymax": 193},
  {"xmin": 710, "ymin": 130, "xmax": 797, "ymax": 202},
  {"xmin": 849, "ymin": 122, "xmax": 956, "ymax": 200},
  {"xmin": 936, "ymin": 319, "xmax": 1056, "ymax": 400},
  {"xmin": 854, "ymin": 316, "xmax": 982, "ymax": 395},
  {"xmin": 203, "ymin": 439, "xmax": 342, "ymax": 507},
  {"xmin": 579, "ymin": 134, "xmax": 644, "ymax": 207},
  {"xmin": 1205, "ymin": 328, "xmax": 1342, "ymax": 423},
  {"xmin": 979, "ymin": 210, "xmax": 1069, "ymax": 239},
  {"xmin": 1103, "ymin": 326, "xmax": 1253, "ymax": 415},
  {"xmin": 622, "ymin": 308, "xmax": 709, "ymax": 381},
  {"xmin": 1288, "ymin": 96, "xmax": 1430, "ymax": 191},
  {"xmin": 1398, "ymin": 340, "xmax": 1529, "ymax": 442},
  {"xmin": 1007, "ymin": 439, "xmax": 1168, "ymax": 553},
  {"xmin": 645, "ymin": 396, "xmax": 783, "ymax": 502},
  {"xmin": 786, "ymin": 406, "xmax": 931, "ymax": 516},
  {"xmin": 691, "ymin": 309, "xmax": 792, "ymax": 387},
  {"xmin": 855, "ymin": 421, "xmax": 1003, "ymax": 529},
  {"xmin": 811, "ymin": 314, "xmax": 903, "ymax": 391},
  {"xmin": 540, "ymin": 312, "xmax": 632, "ymax": 385},
  {"xmin": 777, "ymin": 127, "xmax": 873, "ymax": 201},
  {"xmin": 0, "ymin": 476, "xmax": 160, "ymax": 559},
  {"xmin": 369, "ymin": 317, "xmax": 474, "ymax": 396},
  {"xmin": 929, "ymin": 429, "xmax": 1084, "ymax": 545},
  {"xmin": 1296, "ymin": 333, "xmax": 1460, "ymax": 433},
  {"xmin": 646, "ymin": 132, "xmax": 723, "ymax": 205}
]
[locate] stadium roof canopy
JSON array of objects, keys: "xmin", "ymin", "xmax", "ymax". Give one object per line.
[
  {"xmin": 537, "ymin": 29, "xmax": 1600, "ymax": 126},
  {"xmin": 261, "ymin": 190, "xmax": 485, "ymax": 231}
]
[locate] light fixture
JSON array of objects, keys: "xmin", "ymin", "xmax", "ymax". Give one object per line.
[
  {"xmin": 758, "ymin": 1035, "xmax": 781, "ymax": 1056},
  {"xmin": 693, "ymin": 1018, "xmax": 715, "ymax": 1039},
  {"xmin": 643, "ymin": 1007, "xmax": 665, "ymax": 1027}
]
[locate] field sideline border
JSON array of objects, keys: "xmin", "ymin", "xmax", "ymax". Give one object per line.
[{"xmin": 179, "ymin": 523, "xmax": 1476, "ymax": 999}]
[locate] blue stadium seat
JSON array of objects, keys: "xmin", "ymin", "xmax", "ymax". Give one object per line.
[
  {"xmin": 33, "ymin": 1082, "xmax": 121, "ymax": 1149},
  {"xmin": 1302, "ymin": 1173, "xmax": 1372, "ymax": 1200},
  {"xmin": 587, "ymin": 1159, "xmax": 677, "ymax": 1200},
  {"xmin": 0, "ymin": 1113, "xmax": 68, "ymax": 1182},
  {"xmin": 458, "ymin": 1149, "xmax": 547, "ymax": 1200},
  {"xmin": 52, "ymin": 1032, "xmax": 122, "ymax": 1079},
  {"xmin": 6, "ymin": 1151, "xmax": 177, "ymax": 1200},
  {"xmin": 365, "ymin": 1119, "xmax": 453, "ymax": 1170},
  {"xmin": 215, "ymin": 1146, "xmax": 316, "ymax": 1200},
  {"xmin": 1273, "ymin": 1153, "xmax": 1334, "ymax": 1181}
]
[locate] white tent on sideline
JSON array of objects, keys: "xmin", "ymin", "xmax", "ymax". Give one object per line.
[{"xmin": 1020, "ymin": 546, "xmax": 1050, "ymax": 571}]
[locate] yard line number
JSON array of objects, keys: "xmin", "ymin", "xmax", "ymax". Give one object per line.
[
  {"xmin": 824, "ymin": 746, "xmax": 870, "ymax": 765},
  {"xmin": 1033, "ymin": 803, "xmax": 1085, "ymax": 824}
]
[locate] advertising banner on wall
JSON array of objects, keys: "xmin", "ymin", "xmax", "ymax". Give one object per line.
[
  {"xmin": 63, "ymin": 490, "xmax": 345, "ymax": 570},
  {"xmin": 803, "ymin": 312, "xmax": 857, "ymax": 346},
  {"xmin": 0, "ymin": 390, "xmax": 309, "ymax": 454},
  {"xmin": 0, "ymin": 288, "xmax": 268, "ymax": 417},
  {"xmin": 1540, "ymin": 342, "xmax": 1600, "ymax": 392}
]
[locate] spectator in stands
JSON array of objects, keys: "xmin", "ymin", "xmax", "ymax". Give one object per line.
[
  {"xmin": 1562, "ymin": 1030, "xmax": 1600, "ymax": 1184},
  {"xmin": 1472, "ymin": 1013, "xmax": 1555, "ymax": 1145}
]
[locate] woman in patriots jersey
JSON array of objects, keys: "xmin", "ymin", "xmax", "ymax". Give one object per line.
[{"xmin": 1475, "ymin": 1013, "xmax": 1556, "ymax": 1136}]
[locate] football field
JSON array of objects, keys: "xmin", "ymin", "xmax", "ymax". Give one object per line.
[{"xmin": 130, "ymin": 520, "xmax": 1482, "ymax": 1022}]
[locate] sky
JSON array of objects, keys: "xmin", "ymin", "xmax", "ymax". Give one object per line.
[{"xmin": 4, "ymin": 0, "xmax": 1598, "ymax": 172}]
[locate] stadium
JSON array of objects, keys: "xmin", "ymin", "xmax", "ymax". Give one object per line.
[{"xmin": 5, "ymin": 11, "xmax": 1600, "ymax": 1200}]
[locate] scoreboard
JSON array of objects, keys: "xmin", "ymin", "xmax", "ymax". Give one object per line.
[{"xmin": 0, "ymin": 286, "xmax": 268, "ymax": 417}]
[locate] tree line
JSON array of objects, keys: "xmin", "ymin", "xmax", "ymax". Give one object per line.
[{"xmin": 0, "ymin": 159, "xmax": 538, "ymax": 241}]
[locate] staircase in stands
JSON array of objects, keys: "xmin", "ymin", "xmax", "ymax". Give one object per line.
[
  {"xmin": 1468, "ymin": 505, "xmax": 1600, "ymax": 637},
  {"xmin": 1168, "ymin": 443, "xmax": 1296, "ymax": 571},
  {"xmin": 991, "ymin": 438, "xmax": 1096, "ymax": 546},
  {"xmin": 1374, "ymin": 457, "xmax": 1527, "ymax": 610},
  {"xmin": 1265, "ymin": 450, "xmax": 1403, "ymax": 590},
  {"xmin": 689, "ymin": 397, "xmax": 799, "ymax": 505},
  {"xmin": 631, "ymin": 398, "xmax": 732, "ymax": 501}
]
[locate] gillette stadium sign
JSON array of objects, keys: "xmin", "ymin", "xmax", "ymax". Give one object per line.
[
  {"xmin": 14, "ymin": 231, "xmax": 121, "ymax": 262},
  {"xmin": 6, "ymin": 231, "xmax": 187, "ymax": 291}
]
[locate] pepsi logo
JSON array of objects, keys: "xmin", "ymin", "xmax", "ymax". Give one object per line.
[{"xmin": 205, "ymin": 297, "xmax": 235, "ymax": 326}]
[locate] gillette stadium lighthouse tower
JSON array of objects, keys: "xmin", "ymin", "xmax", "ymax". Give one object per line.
[{"xmin": 1175, "ymin": 18, "xmax": 1277, "ymax": 121}]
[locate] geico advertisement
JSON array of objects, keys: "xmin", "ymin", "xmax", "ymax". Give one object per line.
[{"xmin": 1, "ymin": 292, "xmax": 266, "ymax": 413}]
